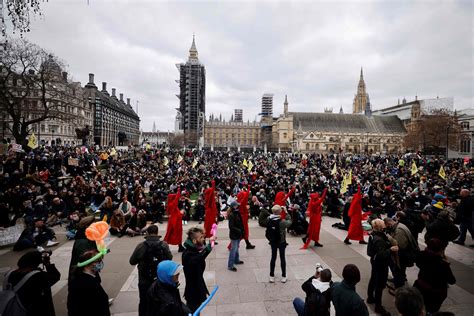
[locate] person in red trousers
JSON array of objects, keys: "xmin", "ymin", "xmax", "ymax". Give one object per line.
[
  {"xmin": 164, "ymin": 188, "xmax": 185, "ymax": 252},
  {"xmin": 344, "ymin": 186, "xmax": 367, "ymax": 245},
  {"xmin": 302, "ymin": 188, "xmax": 327, "ymax": 249}
]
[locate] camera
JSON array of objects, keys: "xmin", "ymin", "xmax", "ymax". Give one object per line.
[{"xmin": 315, "ymin": 263, "xmax": 323, "ymax": 273}]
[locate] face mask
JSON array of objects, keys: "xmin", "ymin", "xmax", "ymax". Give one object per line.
[{"xmin": 94, "ymin": 261, "xmax": 104, "ymax": 273}]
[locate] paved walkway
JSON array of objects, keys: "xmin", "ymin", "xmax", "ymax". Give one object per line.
[{"xmin": 1, "ymin": 217, "xmax": 473, "ymax": 316}]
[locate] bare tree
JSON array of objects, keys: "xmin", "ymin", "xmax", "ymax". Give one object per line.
[
  {"xmin": 1, "ymin": 0, "xmax": 45, "ymax": 37},
  {"xmin": 0, "ymin": 39, "xmax": 76, "ymax": 146},
  {"xmin": 404, "ymin": 109, "xmax": 461, "ymax": 154}
]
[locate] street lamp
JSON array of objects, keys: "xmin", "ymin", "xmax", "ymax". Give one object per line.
[{"xmin": 446, "ymin": 124, "xmax": 450, "ymax": 160}]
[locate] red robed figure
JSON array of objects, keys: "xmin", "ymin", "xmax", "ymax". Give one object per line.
[
  {"xmin": 237, "ymin": 185, "xmax": 251, "ymax": 239},
  {"xmin": 302, "ymin": 188, "xmax": 327, "ymax": 249},
  {"xmin": 346, "ymin": 186, "xmax": 364, "ymax": 241},
  {"xmin": 204, "ymin": 180, "xmax": 217, "ymax": 238},
  {"xmin": 164, "ymin": 190, "xmax": 183, "ymax": 245},
  {"xmin": 273, "ymin": 186, "xmax": 295, "ymax": 219}
]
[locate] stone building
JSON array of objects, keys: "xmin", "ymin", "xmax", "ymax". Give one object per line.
[
  {"xmin": 272, "ymin": 97, "xmax": 406, "ymax": 153},
  {"xmin": 176, "ymin": 36, "xmax": 206, "ymax": 146},
  {"xmin": 353, "ymin": 68, "xmax": 369, "ymax": 113},
  {"xmin": 455, "ymin": 109, "xmax": 474, "ymax": 159},
  {"xmin": 0, "ymin": 56, "xmax": 93, "ymax": 146},
  {"xmin": 204, "ymin": 114, "xmax": 261, "ymax": 150},
  {"xmin": 83, "ymin": 74, "xmax": 140, "ymax": 147}
]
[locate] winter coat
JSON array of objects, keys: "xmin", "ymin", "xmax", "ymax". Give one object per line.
[
  {"xmin": 68, "ymin": 272, "xmax": 110, "ymax": 316},
  {"xmin": 331, "ymin": 280, "xmax": 369, "ymax": 316},
  {"xmin": 182, "ymin": 239, "xmax": 212, "ymax": 306},
  {"xmin": 146, "ymin": 280, "xmax": 191, "ymax": 316},
  {"xmin": 301, "ymin": 276, "xmax": 332, "ymax": 316},
  {"xmin": 228, "ymin": 208, "xmax": 245, "ymax": 240}
]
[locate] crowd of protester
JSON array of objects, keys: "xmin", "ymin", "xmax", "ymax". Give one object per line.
[{"xmin": 0, "ymin": 143, "xmax": 473, "ymax": 316}]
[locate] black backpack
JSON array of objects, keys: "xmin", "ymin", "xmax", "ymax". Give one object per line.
[
  {"xmin": 306, "ymin": 288, "xmax": 330, "ymax": 316},
  {"xmin": 266, "ymin": 219, "xmax": 281, "ymax": 243},
  {"xmin": 0, "ymin": 270, "xmax": 40, "ymax": 316},
  {"xmin": 139, "ymin": 241, "xmax": 166, "ymax": 281}
]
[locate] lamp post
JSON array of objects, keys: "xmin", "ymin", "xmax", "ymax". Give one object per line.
[{"xmin": 446, "ymin": 124, "xmax": 450, "ymax": 160}]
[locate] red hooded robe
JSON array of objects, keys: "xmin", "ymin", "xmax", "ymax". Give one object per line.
[
  {"xmin": 273, "ymin": 187, "xmax": 295, "ymax": 220},
  {"xmin": 347, "ymin": 186, "xmax": 364, "ymax": 241},
  {"xmin": 237, "ymin": 185, "xmax": 251, "ymax": 239},
  {"xmin": 302, "ymin": 188, "xmax": 327, "ymax": 248},
  {"xmin": 204, "ymin": 180, "xmax": 217, "ymax": 238},
  {"xmin": 164, "ymin": 190, "xmax": 182, "ymax": 245}
]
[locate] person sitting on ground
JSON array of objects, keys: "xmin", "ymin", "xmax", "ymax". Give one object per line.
[
  {"xmin": 13, "ymin": 217, "xmax": 58, "ymax": 251},
  {"xmin": 66, "ymin": 211, "xmax": 82, "ymax": 240},
  {"xmin": 146, "ymin": 260, "xmax": 191, "ymax": 316},
  {"xmin": 109, "ymin": 210, "xmax": 128, "ymax": 237},
  {"xmin": 293, "ymin": 266, "xmax": 333, "ymax": 316},
  {"xmin": 3, "ymin": 250, "xmax": 60, "ymax": 316},
  {"xmin": 331, "ymin": 263, "xmax": 369, "ymax": 316},
  {"xmin": 395, "ymin": 286, "xmax": 425, "ymax": 316}
]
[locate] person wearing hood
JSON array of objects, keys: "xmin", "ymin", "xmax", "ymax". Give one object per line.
[
  {"xmin": 302, "ymin": 188, "xmax": 327, "ymax": 249},
  {"xmin": 146, "ymin": 260, "xmax": 191, "ymax": 316},
  {"xmin": 182, "ymin": 226, "xmax": 216, "ymax": 313},
  {"xmin": 227, "ymin": 200, "xmax": 245, "ymax": 271},
  {"xmin": 293, "ymin": 266, "xmax": 333, "ymax": 316}
]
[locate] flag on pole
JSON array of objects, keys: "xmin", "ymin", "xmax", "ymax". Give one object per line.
[
  {"xmin": 145, "ymin": 144, "xmax": 151, "ymax": 150},
  {"xmin": 242, "ymin": 159, "xmax": 248, "ymax": 167},
  {"xmin": 177, "ymin": 154, "xmax": 183, "ymax": 164},
  {"xmin": 247, "ymin": 160, "xmax": 254, "ymax": 172},
  {"xmin": 27, "ymin": 133, "xmax": 38, "ymax": 149},
  {"xmin": 346, "ymin": 169, "xmax": 352, "ymax": 185},
  {"xmin": 438, "ymin": 165, "xmax": 446, "ymax": 180},
  {"xmin": 331, "ymin": 163, "xmax": 337, "ymax": 175},
  {"xmin": 341, "ymin": 177, "xmax": 348, "ymax": 194},
  {"xmin": 163, "ymin": 156, "xmax": 169, "ymax": 166},
  {"xmin": 192, "ymin": 158, "xmax": 198, "ymax": 169},
  {"xmin": 411, "ymin": 162, "xmax": 418, "ymax": 176},
  {"xmin": 110, "ymin": 148, "xmax": 117, "ymax": 156}
]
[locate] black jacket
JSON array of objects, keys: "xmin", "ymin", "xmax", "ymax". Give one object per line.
[
  {"xmin": 301, "ymin": 276, "xmax": 332, "ymax": 316},
  {"xmin": 228, "ymin": 209, "xmax": 244, "ymax": 240},
  {"xmin": 182, "ymin": 239, "xmax": 212, "ymax": 305},
  {"xmin": 146, "ymin": 280, "xmax": 191, "ymax": 316},
  {"xmin": 7, "ymin": 265, "xmax": 60, "ymax": 316},
  {"xmin": 367, "ymin": 231, "xmax": 392, "ymax": 266},
  {"xmin": 331, "ymin": 281, "xmax": 369, "ymax": 316},
  {"xmin": 67, "ymin": 272, "xmax": 110, "ymax": 316}
]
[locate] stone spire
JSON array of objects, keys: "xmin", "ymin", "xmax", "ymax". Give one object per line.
[
  {"xmin": 152, "ymin": 121, "xmax": 156, "ymax": 133},
  {"xmin": 339, "ymin": 106, "xmax": 344, "ymax": 114},
  {"xmin": 353, "ymin": 67, "xmax": 369, "ymax": 114},
  {"xmin": 188, "ymin": 34, "xmax": 198, "ymax": 61},
  {"xmin": 284, "ymin": 94, "xmax": 288, "ymax": 117}
]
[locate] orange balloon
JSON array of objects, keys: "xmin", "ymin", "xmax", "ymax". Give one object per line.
[{"xmin": 85, "ymin": 221, "xmax": 110, "ymax": 241}]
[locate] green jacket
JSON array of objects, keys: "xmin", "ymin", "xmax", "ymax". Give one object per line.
[{"xmin": 331, "ymin": 281, "xmax": 369, "ymax": 316}]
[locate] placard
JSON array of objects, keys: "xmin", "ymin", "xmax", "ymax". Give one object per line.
[{"xmin": 68, "ymin": 157, "xmax": 79, "ymax": 166}]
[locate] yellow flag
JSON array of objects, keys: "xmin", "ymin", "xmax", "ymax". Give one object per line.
[
  {"xmin": 439, "ymin": 165, "xmax": 446, "ymax": 180},
  {"xmin": 27, "ymin": 133, "xmax": 38, "ymax": 149},
  {"xmin": 242, "ymin": 159, "xmax": 248, "ymax": 167},
  {"xmin": 341, "ymin": 177, "xmax": 348, "ymax": 194},
  {"xmin": 110, "ymin": 148, "xmax": 117, "ymax": 156},
  {"xmin": 345, "ymin": 169, "xmax": 352, "ymax": 185},
  {"xmin": 331, "ymin": 163, "xmax": 337, "ymax": 175},
  {"xmin": 145, "ymin": 144, "xmax": 151, "ymax": 150},
  {"xmin": 192, "ymin": 158, "xmax": 198, "ymax": 169},
  {"xmin": 248, "ymin": 160, "xmax": 254, "ymax": 172},
  {"xmin": 177, "ymin": 154, "xmax": 183, "ymax": 164},
  {"xmin": 163, "ymin": 156, "xmax": 169, "ymax": 166},
  {"xmin": 411, "ymin": 162, "xmax": 418, "ymax": 176}
]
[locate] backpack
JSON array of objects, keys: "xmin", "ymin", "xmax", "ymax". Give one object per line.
[
  {"xmin": 266, "ymin": 219, "xmax": 281, "ymax": 243},
  {"xmin": 306, "ymin": 289, "xmax": 328, "ymax": 316},
  {"xmin": 0, "ymin": 270, "xmax": 40, "ymax": 316},
  {"xmin": 139, "ymin": 241, "xmax": 166, "ymax": 282}
]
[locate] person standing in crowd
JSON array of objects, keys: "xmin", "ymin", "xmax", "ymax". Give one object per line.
[
  {"xmin": 182, "ymin": 226, "xmax": 216, "ymax": 313},
  {"xmin": 331, "ymin": 264, "xmax": 369, "ymax": 316},
  {"xmin": 366, "ymin": 219, "xmax": 397, "ymax": 316},
  {"xmin": 424, "ymin": 211, "xmax": 459, "ymax": 253},
  {"xmin": 146, "ymin": 260, "xmax": 191, "ymax": 316},
  {"xmin": 68, "ymin": 249, "xmax": 110, "ymax": 316},
  {"xmin": 129, "ymin": 225, "xmax": 173, "ymax": 316},
  {"xmin": 237, "ymin": 184, "xmax": 256, "ymax": 249},
  {"xmin": 267, "ymin": 205, "xmax": 292, "ymax": 283},
  {"xmin": 395, "ymin": 287, "xmax": 425, "ymax": 316},
  {"xmin": 384, "ymin": 217, "xmax": 419, "ymax": 291},
  {"xmin": 344, "ymin": 186, "xmax": 367, "ymax": 245},
  {"xmin": 414, "ymin": 238, "xmax": 456, "ymax": 314},
  {"xmin": 204, "ymin": 180, "xmax": 218, "ymax": 239},
  {"xmin": 454, "ymin": 189, "xmax": 474, "ymax": 247},
  {"xmin": 68, "ymin": 215, "xmax": 97, "ymax": 281},
  {"xmin": 3, "ymin": 250, "xmax": 60, "ymax": 316},
  {"xmin": 273, "ymin": 185, "xmax": 295, "ymax": 218},
  {"xmin": 302, "ymin": 188, "xmax": 327, "ymax": 249},
  {"xmin": 227, "ymin": 201, "xmax": 245, "ymax": 272},
  {"xmin": 178, "ymin": 191, "xmax": 191, "ymax": 226},
  {"xmin": 164, "ymin": 188, "xmax": 185, "ymax": 252},
  {"xmin": 293, "ymin": 266, "xmax": 333, "ymax": 316}
]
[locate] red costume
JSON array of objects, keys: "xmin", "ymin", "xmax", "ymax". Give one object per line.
[
  {"xmin": 273, "ymin": 187, "xmax": 295, "ymax": 219},
  {"xmin": 302, "ymin": 188, "xmax": 327, "ymax": 249},
  {"xmin": 346, "ymin": 187, "xmax": 364, "ymax": 241},
  {"xmin": 204, "ymin": 180, "xmax": 217, "ymax": 238},
  {"xmin": 237, "ymin": 185, "xmax": 251, "ymax": 239},
  {"xmin": 164, "ymin": 190, "xmax": 183, "ymax": 245}
]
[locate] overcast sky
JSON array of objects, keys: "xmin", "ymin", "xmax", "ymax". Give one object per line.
[{"xmin": 7, "ymin": 0, "xmax": 473, "ymax": 132}]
